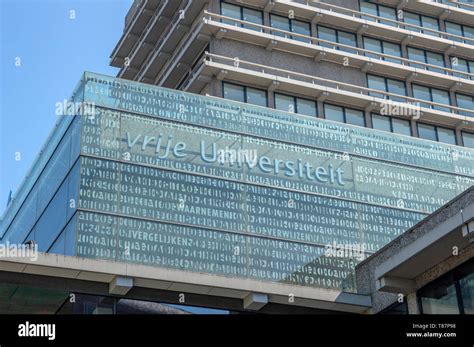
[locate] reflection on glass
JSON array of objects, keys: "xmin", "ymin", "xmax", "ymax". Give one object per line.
[
  {"xmin": 392, "ymin": 118, "xmax": 412, "ymax": 137},
  {"xmin": 345, "ymin": 109, "xmax": 365, "ymax": 127},
  {"xmin": 446, "ymin": 22, "xmax": 464, "ymax": 42},
  {"xmin": 242, "ymin": 7, "xmax": 263, "ymax": 31},
  {"xmin": 324, "ymin": 104, "xmax": 344, "ymax": 123},
  {"xmin": 437, "ymin": 127, "xmax": 456, "ymax": 145},
  {"xmin": 221, "ymin": 3, "xmax": 240, "ymax": 26},
  {"xmin": 317, "ymin": 26, "xmax": 337, "ymax": 49},
  {"xmin": 275, "ymin": 93, "xmax": 295, "ymax": 113},
  {"xmin": 291, "ymin": 19, "xmax": 311, "ymax": 42},
  {"xmin": 296, "ymin": 98, "xmax": 317, "ymax": 117},
  {"xmin": 223, "ymin": 83, "xmax": 244, "ymax": 103},
  {"xmin": 270, "ymin": 14, "xmax": 290, "ymax": 38},
  {"xmin": 456, "ymin": 93, "xmax": 474, "ymax": 117},
  {"xmin": 460, "ymin": 273, "xmax": 474, "ymax": 314},
  {"xmin": 462, "ymin": 132, "xmax": 474, "ymax": 148},
  {"xmin": 417, "ymin": 123, "xmax": 437, "ymax": 142},
  {"xmin": 420, "ymin": 282, "xmax": 460, "ymax": 314},
  {"xmin": 246, "ymin": 87, "xmax": 267, "ymax": 107},
  {"xmin": 372, "ymin": 114, "xmax": 391, "ymax": 132}
]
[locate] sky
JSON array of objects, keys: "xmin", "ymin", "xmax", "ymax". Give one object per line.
[
  {"xmin": 0, "ymin": 0, "xmax": 132, "ymax": 215},
  {"xmin": 0, "ymin": 0, "xmax": 227, "ymax": 315}
]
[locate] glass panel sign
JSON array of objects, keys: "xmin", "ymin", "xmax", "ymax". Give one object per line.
[{"xmin": 74, "ymin": 72, "xmax": 474, "ymax": 292}]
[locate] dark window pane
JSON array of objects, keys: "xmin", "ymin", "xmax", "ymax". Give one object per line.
[
  {"xmin": 345, "ymin": 109, "xmax": 365, "ymax": 127},
  {"xmin": 221, "ymin": 3, "xmax": 241, "ymax": 26},
  {"xmin": 420, "ymin": 282, "xmax": 460, "ymax": 314},
  {"xmin": 462, "ymin": 132, "xmax": 474, "ymax": 148},
  {"xmin": 223, "ymin": 83, "xmax": 245, "ymax": 103},
  {"xmin": 446, "ymin": 22, "xmax": 463, "ymax": 42},
  {"xmin": 392, "ymin": 118, "xmax": 412, "ymax": 136},
  {"xmin": 271, "ymin": 15, "xmax": 290, "ymax": 38},
  {"xmin": 437, "ymin": 127, "xmax": 456, "ymax": 145},
  {"xmin": 292, "ymin": 20, "xmax": 311, "ymax": 42},
  {"xmin": 318, "ymin": 26, "xmax": 337, "ymax": 49},
  {"xmin": 360, "ymin": 2, "xmax": 378, "ymax": 21},
  {"xmin": 431, "ymin": 89, "xmax": 451, "ymax": 112},
  {"xmin": 368, "ymin": 75, "xmax": 386, "ymax": 99},
  {"xmin": 378, "ymin": 5, "xmax": 397, "ymax": 26},
  {"xmin": 383, "ymin": 41, "xmax": 401, "ymax": 63},
  {"xmin": 421, "ymin": 16, "xmax": 439, "ymax": 36},
  {"xmin": 426, "ymin": 51, "xmax": 445, "ymax": 73},
  {"xmin": 408, "ymin": 47, "xmax": 426, "ymax": 69},
  {"xmin": 456, "ymin": 93, "xmax": 474, "ymax": 117},
  {"xmin": 324, "ymin": 104, "xmax": 344, "ymax": 123},
  {"xmin": 418, "ymin": 123, "xmax": 437, "ymax": 141},
  {"xmin": 372, "ymin": 114, "xmax": 391, "ymax": 132},
  {"xmin": 242, "ymin": 8, "xmax": 263, "ymax": 31},
  {"xmin": 387, "ymin": 79, "xmax": 406, "ymax": 102},
  {"xmin": 275, "ymin": 94, "xmax": 295, "ymax": 113},
  {"xmin": 364, "ymin": 37, "xmax": 382, "ymax": 59},
  {"xmin": 404, "ymin": 12, "xmax": 421, "ymax": 31},
  {"xmin": 246, "ymin": 87, "xmax": 267, "ymax": 107},
  {"xmin": 296, "ymin": 98, "xmax": 316, "ymax": 117},
  {"xmin": 413, "ymin": 85, "xmax": 431, "ymax": 109},
  {"xmin": 459, "ymin": 273, "xmax": 474, "ymax": 314},
  {"xmin": 338, "ymin": 31, "xmax": 357, "ymax": 53}
]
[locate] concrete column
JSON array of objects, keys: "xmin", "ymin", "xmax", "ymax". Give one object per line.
[{"xmin": 406, "ymin": 292, "xmax": 420, "ymax": 314}]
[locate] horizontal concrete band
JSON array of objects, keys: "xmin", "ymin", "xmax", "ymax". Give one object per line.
[{"xmin": 0, "ymin": 252, "xmax": 371, "ymax": 313}]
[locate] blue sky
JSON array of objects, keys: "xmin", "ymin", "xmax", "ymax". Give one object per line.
[
  {"xmin": 0, "ymin": 0, "xmax": 227, "ymax": 315},
  {"xmin": 0, "ymin": 0, "xmax": 132, "ymax": 215}
]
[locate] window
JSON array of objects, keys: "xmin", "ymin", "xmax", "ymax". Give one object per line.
[
  {"xmin": 412, "ymin": 84, "xmax": 451, "ymax": 113},
  {"xmin": 445, "ymin": 21, "xmax": 474, "ymax": 44},
  {"xmin": 450, "ymin": 56, "xmax": 474, "ymax": 80},
  {"xmin": 403, "ymin": 12, "xmax": 440, "ymax": 37},
  {"xmin": 459, "ymin": 273, "xmax": 474, "ymax": 314},
  {"xmin": 360, "ymin": 2, "xmax": 397, "ymax": 27},
  {"xmin": 462, "ymin": 131, "xmax": 474, "ymax": 148},
  {"xmin": 363, "ymin": 37, "xmax": 402, "ymax": 63},
  {"xmin": 223, "ymin": 82, "xmax": 267, "ymax": 107},
  {"xmin": 407, "ymin": 47, "xmax": 445, "ymax": 74},
  {"xmin": 372, "ymin": 114, "xmax": 412, "ymax": 136},
  {"xmin": 367, "ymin": 75, "xmax": 406, "ymax": 102},
  {"xmin": 420, "ymin": 282, "xmax": 460, "ymax": 314},
  {"xmin": 275, "ymin": 93, "xmax": 317, "ymax": 117},
  {"xmin": 270, "ymin": 14, "xmax": 311, "ymax": 42},
  {"xmin": 418, "ymin": 259, "xmax": 474, "ymax": 314},
  {"xmin": 317, "ymin": 26, "xmax": 357, "ymax": 53},
  {"xmin": 417, "ymin": 123, "xmax": 456, "ymax": 145},
  {"xmin": 456, "ymin": 93, "xmax": 474, "ymax": 117},
  {"xmin": 324, "ymin": 104, "xmax": 365, "ymax": 127},
  {"xmin": 220, "ymin": 3, "xmax": 263, "ymax": 31}
]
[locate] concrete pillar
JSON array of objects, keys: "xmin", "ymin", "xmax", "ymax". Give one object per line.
[{"xmin": 406, "ymin": 292, "xmax": 420, "ymax": 314}]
